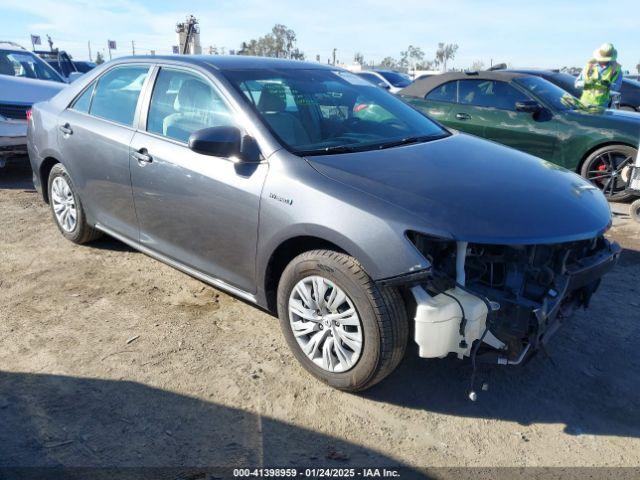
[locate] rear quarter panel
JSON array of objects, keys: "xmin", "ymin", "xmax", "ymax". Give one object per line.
[{"xmin": 27, "ymin": 101, "xmax": 64, "ymax": 196}]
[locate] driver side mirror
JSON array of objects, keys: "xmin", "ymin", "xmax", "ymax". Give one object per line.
[
  {"xmin": 377, "ymin": 81, "xmax": 391, "ymax": 90},
  {"xmin": 67, "ymin": 72, "xmax": 84, "ymax": 83},
  {"xmin": 188, "ymin": 126, "xmax": 261, "ymax": 163},
  {"xmin": 515, "ymin": 100, "xmax": 541, "ymax": 113}
]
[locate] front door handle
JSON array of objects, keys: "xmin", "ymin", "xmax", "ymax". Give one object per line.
[
  {"xmin": 59, "ymin": 123, "xmax": 73, "ymax": 135},
  {"xmin": 132, "ymin": 149, "xmax": 153, "ymax": 165},
  {"xmin": 455, "ymin": 113, "xmax": 471, "ymax": 120}
]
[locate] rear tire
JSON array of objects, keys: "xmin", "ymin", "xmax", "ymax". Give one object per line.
[
  {"xmin": 47, "ymin": 163, "xmax": 102, "ymax": 244},
  {"xmin": 581, "ymin": 144, "xmax": 637, "ymax": 202},
  {"xmin": 277, "ymin": 250, "xmax": 408, "ymax": 392}
]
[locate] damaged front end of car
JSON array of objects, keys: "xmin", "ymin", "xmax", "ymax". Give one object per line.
[{"xmin": 385, "ymin": 232, "xmax": 621, "ymax": 369}]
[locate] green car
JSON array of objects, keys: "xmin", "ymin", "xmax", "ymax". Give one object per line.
[{"xmin": 400, "ymin": 71, "xmax": 640, "ymax": 201}]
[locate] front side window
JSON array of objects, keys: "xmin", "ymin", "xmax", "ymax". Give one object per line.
[
  {"xmin": 223, "ymin": 69, "xmax": 448, "ymax": 156},
  {"xmin": 516, "ymin": 76, "xmax": 584, "ymax": 111},
  {"xmin": 426, "ymin": 81, "xmax": 457, "ymax": 102},
  {"xmin": 458, "ymin": 79, "xmax": 529, "ymax": 110},
  {"xmin": 147, "ymin": 68, "xmax": 236, "ymax": 143},
  {"xmin": 90, "ymin": 66, "xmax": 149, "ymax": 126},
  {"xmin": 0, "ymin": 49, "xmax": 63, "ymax": 82}
]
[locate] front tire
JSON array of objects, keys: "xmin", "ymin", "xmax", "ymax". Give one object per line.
[
  {"xmin": 277, "ymin": 250, "xmax": 408, "ymax": 392},
  {"xmin": 47, "ymin": 163, "xmax": 101, "ymax": 244},
  {"xmin": 581, "ymin": 144, "xmax": 637, "ymax": 202}
]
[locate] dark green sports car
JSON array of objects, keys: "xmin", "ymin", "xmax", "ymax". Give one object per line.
[{"xmin": 400, "ymin": 71, "xmax": 640, "ymax": 200}]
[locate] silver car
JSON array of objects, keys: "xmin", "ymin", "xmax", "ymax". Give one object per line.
[
  {"xmin": 28, "ymin": 56, "xmax": 619, "ymax": 392},
  {"xmin": 1, "ymin": 42, "xmax": 67, "ymax": 167}
]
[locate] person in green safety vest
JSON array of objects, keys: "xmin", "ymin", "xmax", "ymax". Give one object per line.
[{"xmin": 575, "ymin": 43, "xmax": 623, "ymax": 108}]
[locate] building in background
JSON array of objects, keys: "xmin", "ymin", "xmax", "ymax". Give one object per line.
[{"xmin": 176, "ymin": 15, "xmax": 201, "ymax": 55}]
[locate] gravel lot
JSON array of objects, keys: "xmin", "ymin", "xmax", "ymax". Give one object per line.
[{"xmin": 1, "ymin": 162, "xmax": 640, "ymax": 471}]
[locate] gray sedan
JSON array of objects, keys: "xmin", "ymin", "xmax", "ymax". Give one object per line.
[{"xmin": 27, "ymin": 56, "xmax": 619, "ymax": 392}]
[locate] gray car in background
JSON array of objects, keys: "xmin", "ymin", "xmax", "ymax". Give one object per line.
[{"xmin": 27, "ymin": 56, "xmax": 619, "ymax": 392}]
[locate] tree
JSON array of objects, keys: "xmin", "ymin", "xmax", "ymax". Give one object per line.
[
  {"xmin": 470, "ymin": 60, "xmax": 484, "ymax": 71},
  {"xmin": 434, "ymin": 43, "xmax": 459, "ymax": 71},
  {"xmin": 637, "ymin": 60, "xmax": 640, "ymax": 74},
  {"xmin": 378, "ymin": 56, "xmax": 398, "ymax": 69},
  {"xmin": 354, "ymin": 52, "xmax": 364, "ymax": 65},
  {"xmin": 238, "ymin": 24, "xmax": 305, "ymax": 60},
  {"xmin": 95, "ymin": 52, "xmax": 105, "ymax": 65},
  {"xmin": 399, "ymin": 45, "xmax": 425, "ymax": 72}
]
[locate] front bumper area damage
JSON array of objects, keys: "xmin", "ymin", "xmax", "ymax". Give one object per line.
[
  {"xmin": 1, "ymin": 119, "xmax": 28, "ymax": 167},
  {"xmin": 396, "ymin": 233, "xmax": 621, "ymax": 366}
]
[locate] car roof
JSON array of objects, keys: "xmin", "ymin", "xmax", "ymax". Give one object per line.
[
  {"xmin": 399, "ymin": 70, "xmax": 530, "ymax": 97},
  {"xmin": 109, "ymin": 55, "xmax": 335, "ymax": 71}
]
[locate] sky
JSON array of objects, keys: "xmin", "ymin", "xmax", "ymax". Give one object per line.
[{"xmin": 2, "ymin": 0, "xmax": 639, "ymax": 72}]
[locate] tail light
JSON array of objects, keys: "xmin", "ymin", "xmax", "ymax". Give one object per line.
[{"xmin": 26, "ymin": 109, "xmax": 32, "ymax": 122}]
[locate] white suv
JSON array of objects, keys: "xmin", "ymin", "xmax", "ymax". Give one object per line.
[{"xmin": 0, "ymin": 42, "xmax": 66, "ymax": 167}]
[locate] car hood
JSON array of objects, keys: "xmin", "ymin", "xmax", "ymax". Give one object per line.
[
  {"xmin": 0, "ymin": 75, "xmax": 66, "ymax": 105},
  {"xmin": 306, "ymin": 134, "xmax": 612, "ymax": 244},
  {"xmin": 568, "ymin": 106, "xmax": 640, "ymax": 122}
]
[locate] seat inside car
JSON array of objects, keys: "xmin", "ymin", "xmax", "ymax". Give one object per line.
[
  {"xmin": 257, "ymin": 83, "xmax": 311, "ymax": 146},
  {"xmin": 163, "ymin": 79, "xmax": 218, "ymax": 143}
]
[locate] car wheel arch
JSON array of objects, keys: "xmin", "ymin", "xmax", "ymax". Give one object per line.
[
  {"xmin": 262, "ymin": 235, "xmax": 353, "ymax": 314},
  {"xmin": 577, "ymin": 141, "xmax": 638, "ymax": 173},
  {"xmin": 39, "ymin": 157, "xmax": 61, "ymax": 203}
]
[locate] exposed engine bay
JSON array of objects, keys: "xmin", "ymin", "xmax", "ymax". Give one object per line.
[{"xmin": 404, "ymin": 233, "xmax": 621, "ymax": 366}]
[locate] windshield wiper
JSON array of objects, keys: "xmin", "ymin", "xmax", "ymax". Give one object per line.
[
  {"xmin": 374, "ymin": 135, "xmax": 440, "ymax": 150},
  {"xmin": 298, "ymin": 144, "xmax": 358, "ymax": 156},
  {"xmin": 298, "ymin": 134, "xmax": 443, "ymax": 157}
]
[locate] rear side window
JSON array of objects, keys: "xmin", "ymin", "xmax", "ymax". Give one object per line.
[
  {"xmin": 458, "ymin": 79, "xmax": 529, "ymax": 110},
  {"xmin": 146, "ymin": 68, "xmax": 236, "ymax": 143},
  {"xmin": 90, "ymin": 66, "xmax": 149, "ymax": 126},
  {"xmin": 71, "ymin": 82, "xmax": 95, "ymax": 113},
  {"xmin": 426, "ymin": 81, "xmax": 457, "ymax": 102}
]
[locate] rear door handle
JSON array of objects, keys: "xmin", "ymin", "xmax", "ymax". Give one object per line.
[
  {"xmin": 59, "ymin": 123, "xmax": 73, "ymax": 135},
  {"xmin": 455, "ymin": 113, "xmax": 471, "ymax": 120},
  {"xmin": 131, "ymin": 149, "xmax": 153, "ymax": 165}
]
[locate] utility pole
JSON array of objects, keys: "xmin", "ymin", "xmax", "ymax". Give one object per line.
[
  {"xmin": 87, "ymin": 41, "xmax": 92, "ymax": 61},
  {"xmin": 332, "ymin": 48, "xmax": 337, "ymax": 66},
  {"xmin": 47, "ymin": 35, "xmax": 54, "ymax": 52},
  {"xmin": 131, "ymin": 40, "xmax": 136, "ymax": 55}
]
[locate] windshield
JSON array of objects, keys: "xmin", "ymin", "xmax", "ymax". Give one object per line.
[
  {"xmin": 548, "ymin": 72, "xmax": 581, "ymax": 97},
  {"xmin": 223, "ymin": 68, "xmax": 448, "ymax": 156},
  {"xmin": 0, "ymin": 50, "xmax": 64, "ymax": 82},
  {"xmin": 516, "ymin": 76, "xmax": 589, "ymax": 111},
  {"xmin": 377, "ymin": 71, "xmax": 412, "ymax": 88}
]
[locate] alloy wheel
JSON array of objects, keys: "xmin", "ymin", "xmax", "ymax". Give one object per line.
[
  {"xmin": 288, "ymin": 275, "xmax": 363, "ymax": 373},
  {"xmin": 585, "ymin": 150, "xmax": 634, "ymax": 197},
  {"xmin": 51, "ymin": 176, "xmax": 77, "ymax": 232}
]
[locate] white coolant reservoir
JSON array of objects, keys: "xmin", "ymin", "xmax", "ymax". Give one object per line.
[{"xmin": 412, "ymin": 286, "xmax": 488, "ymax": 359}]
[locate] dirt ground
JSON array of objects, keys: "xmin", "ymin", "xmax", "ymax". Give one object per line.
[{"xmin": 1, "ymin": 162, "xmax": 640, "ymax": 471}]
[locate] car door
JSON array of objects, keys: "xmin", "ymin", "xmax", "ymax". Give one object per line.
[
  {"xmin": 129, "ymin": 66, "xmax": 268, "ymax": 294},
  {"xmin": 456, "ymin": 79, "xmax": 558, "ymax": 160},
  {"xmin": 407, "ymin": 80, "xmax": 458, "ymax": 125},
  {"xmin": 57, "ymin": 64, "xmax": 151, "ymax": 240}
]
